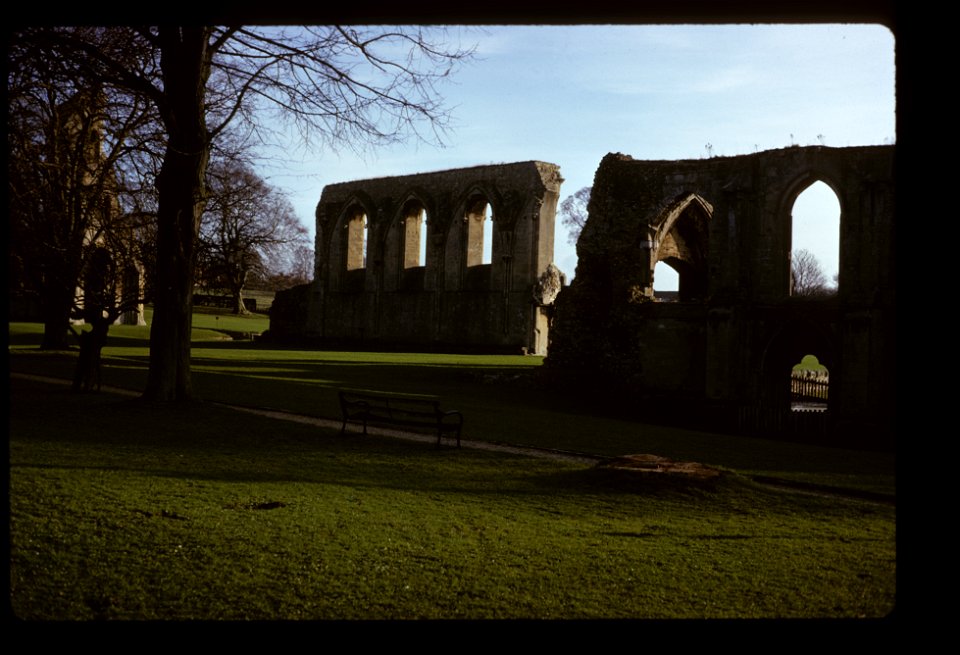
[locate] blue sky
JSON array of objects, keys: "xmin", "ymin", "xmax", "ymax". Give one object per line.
[{"xmin": 260, "ymin": 24, "xmax": 896, "ymax": 288}]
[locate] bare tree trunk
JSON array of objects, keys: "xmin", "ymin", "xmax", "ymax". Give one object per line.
[
  {"xmin": 144, "ymin": 152, "xmax": 203, "ymax": 400},
  {"xmin": 231, "ymin": 291, "xmax": 248, "ymax": 315},
  {"xmin": 38, "ymin": 254, "xmax": 82, "ymax": 350},
  {"xmin": 40, "ymin": 288, "xmax": 73, "ymax": 350},
  {"xmin": 143, "ymin": 27, "xmax": 212, "ymax": 402},
  {"xmin": 229, "ymin": 273, "xmax": 249, "ymax": 315},
  {"xmin": 73, "ymin": 316, "xmax": 110, "ymax": 392}
]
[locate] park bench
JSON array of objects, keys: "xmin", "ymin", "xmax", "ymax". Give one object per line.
[{"xmin": 338, "ymin": 390, "xmax": 463, "ymax": 448}]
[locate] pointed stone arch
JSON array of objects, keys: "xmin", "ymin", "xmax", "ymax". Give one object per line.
[
  {"xmin": 649, "ymin": 192, "xmax": 712, "ymax": 301},
  {"xmin": 759, "ymin": 317, "xmax": 836, "ymax": 410},
  {"xmin": 445, "ymin": 183, "xmax": 501, "ymax": 290},
  {"xmin": 385, "ymin": 189, "xmax": 432, "ymax": 291},
  {"xmin": 780, "ymin": 171, "xmax": 844, "ymax": 298},
  {"xmin": 398, "ymin": 190, "xmax": 431, "ymax": 269},
  {"xmin": 330, "ymin": 193, "xmax": 375, "ymax": 292},
  {"xmin": 545, "ymin": 146, "xmax": 893, "ymax": 446},
  {"xmin": 458, "ymin": 183, "xmax": 501, "ymax": 267}
]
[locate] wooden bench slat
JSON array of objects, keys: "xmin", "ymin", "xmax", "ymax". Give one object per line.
[{"xmin": 338, "ymin": 391, "xmax": 462, "ymax": 448}]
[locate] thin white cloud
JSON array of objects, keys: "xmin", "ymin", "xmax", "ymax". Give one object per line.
[
  {"xmin": 688, "ymin": 65, "xmax": 760, "ymax": 94},
  {"xmin": 268, "ymin": 24, "xmax": 894, "ymax": 275}
]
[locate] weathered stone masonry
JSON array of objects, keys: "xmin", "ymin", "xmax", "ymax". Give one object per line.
[
  {"xmin": 270, "ymin": 161, "xmax": 563, "ymax": 354},
  {"xmin": 545, "ymin": 146, "xmax": 895, "ymax": 445}
]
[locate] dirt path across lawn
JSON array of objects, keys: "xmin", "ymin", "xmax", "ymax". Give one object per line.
[
  {"xmin": 10, "ymin": 373, "xmax": 601, "ymax": 464},
  {"xmin": 10, "ymin": 372, "xmax": 895, "ymax": 504}
]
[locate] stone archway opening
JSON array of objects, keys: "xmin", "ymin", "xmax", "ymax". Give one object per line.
[
  {"xmin": 483, "ymin": 207, "xmax": 493, "ymax": 265},
  {"xmin": 400, "ymin": 200, "xmax": 427, "ymax": 269},
  {"xmin": 419, "ymin": 210, "xmax": 428, "ymax": 266},
  {"xmin": 653, "ymin": 261, "xmax": 679, "ymax": 299},
  {"xmin": 790, "ymin": 353, "xmax": 830, "ymax": 412},
  {"xmin": 761, "ymin": 321, "xmax": 835, "ymax": 414},
  {"xmin": 464, "ymin": 193, "xmax": 493, "ymax": 267},
  {"xmin": 393, "ymin": 198, "xmax": 429, "ymax": 292},
  {"xmin": 651, "ymin": 194, "xmax": 711, "ymax": 302},
  {"xmin": 344, "ymin": 205, "xmax": 368, "ymax": 271},
  {"xmin": 790, "ymin": 180, "xmax": 840, "ymax": 297}
]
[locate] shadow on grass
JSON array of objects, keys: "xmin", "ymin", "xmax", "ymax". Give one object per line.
[
  {"xmin": 10, "ymin": 377, "xmax": 765, "ymax": 507},
  {"xmin": 8, "ymin": 347, "xmax": 896, "ymax": 491}
]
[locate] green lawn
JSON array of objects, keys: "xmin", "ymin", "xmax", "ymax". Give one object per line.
[
  {"xmin": 7, "ymin": 319, "xmax": 894, "ymax": 494},
  {"xmin": 8, "ymin": 318, "xmax": 896, "ymax": 619},
  {"xmin": 190, "ymin": 306, "xmax": 270, "ymax": 335}
]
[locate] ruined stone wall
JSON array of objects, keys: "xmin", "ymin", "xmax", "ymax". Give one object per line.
[
  {"xmin": 546, "ymin": 146, "xmax": 895, "ymax": 444},
  {"xmin": 270, "ymin": 161, "xmax": 563, "ymax": 354}
]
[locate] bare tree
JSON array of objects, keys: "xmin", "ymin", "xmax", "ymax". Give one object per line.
[
  {"xmin": 199, "ymin": 160, "xmax": 310, "ymax": 314},
  {"xmin": 558, "ymin": 186, "xmax": 591, "ymax": 246},
  {"xmin": 287, "ymin": 243, "xmax": 315, "ymax": 286},
  {"xmin": 68, "ymin": 240, "xmax": 145, "ymax": 392},
  {"xmin": 7, "ymin": 32, "xmax": 160, "ymax": 350},
  {"xmin": 17, "ymin": 26, "xmax": 474, "ymax": 401},
  {"xmin": 790, "ymin": 248, "xmax": 830, "ymax": 297}
]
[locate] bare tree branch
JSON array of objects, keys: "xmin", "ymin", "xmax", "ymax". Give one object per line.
[
  {"xmin": 199, "ymin": 159, "xmax": 309, "ymax": 313},
  {"xmin": 791, "ymin": 249, "xmax": 833, "ymax": 297},
  {"xmin": 559, "ymin": 187, "xmax": 591, "ymax": 246},
  {"xmin": 11, "ymin": 25, "xmax": 476, "ymax": 400}
]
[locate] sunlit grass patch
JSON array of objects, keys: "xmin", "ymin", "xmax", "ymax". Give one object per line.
[
  {"xmin": 7, "ymin": 297, "xmax": 896, "ymax": 619},
  {"xmin": 9, "ymin": 377, "xmax": 895, "ymax": 619}
]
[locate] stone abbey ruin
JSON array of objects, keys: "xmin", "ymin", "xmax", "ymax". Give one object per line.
[
  {"xmin": 271, "ymin": 145, "xmax": 895, "ymax": 445},
  {"xmin": 546, "ymin": 145, "xmax": 895, "ymax": 445},
  {"xmin": 270, "ymin": 161, "xmax": 563, "ymax": 355}
]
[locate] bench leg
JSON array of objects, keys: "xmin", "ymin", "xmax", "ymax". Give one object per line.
[{"xmin": 435, "ymin": 429, "xmax": 461, "ymax": 449}]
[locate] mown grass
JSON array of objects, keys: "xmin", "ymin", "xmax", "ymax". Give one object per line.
[
  {"xmin": 9, "ymin": 376, "xmax": 896, "ymax": 620},
  {"xmin": 190, "ymin": 307, "xmax": 270, "ymax": 336},
  {"xmin": 8, "ymin": 316, "xmax": 896, "ymax": 619},
  {"xmin": 7, "ymin": 319, "xmax": 895, "ymax": 496}
]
